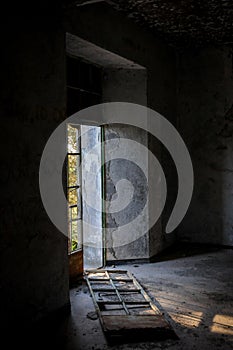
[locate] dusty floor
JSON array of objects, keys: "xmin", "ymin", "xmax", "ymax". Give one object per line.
[{"xmin": 32, "ymin": 248, "xmax": 233, "ymax": 350}]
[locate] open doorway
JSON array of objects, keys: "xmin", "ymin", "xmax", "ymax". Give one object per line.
[
  {"xmin": 66, "ymin": 33, "xmax": 148, "ymax": 280},
  {"xmin": 66, "ymin": 55, "xmax": 104, "ymax": 279}
]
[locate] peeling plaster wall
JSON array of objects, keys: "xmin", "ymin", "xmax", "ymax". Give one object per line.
[
  {"xmin": 102, "ymin": 68, "xmax": 149, "ymax": 261},
  {"xmin": 103, "ymin": 124, "xmax": 149, "ymax": 261},
  {"xmin": 177, "ymin": 46, "xmax": 233, "ymax": 246},
  {"xmin": 0, "ymin": 18, "xmax": 69, "ymax": 328}
]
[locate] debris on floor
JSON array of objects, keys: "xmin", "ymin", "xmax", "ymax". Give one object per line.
[{"xmin": 87, "ymin": 311, "xmax": 99, "ymax": 320}]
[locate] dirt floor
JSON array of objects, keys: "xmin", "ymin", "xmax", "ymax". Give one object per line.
[{"xmin": 33, "ymin": 247, "xmax": 233, "ymax": 350}]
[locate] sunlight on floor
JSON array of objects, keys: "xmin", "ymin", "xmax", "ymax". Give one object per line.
[
  {"xmin": 170, "ymin": 310, "xmax": 203, "ymax": 328},
  {"xmin": 211, "ymin": 314, "xmax": 233, "ymax": 335}
]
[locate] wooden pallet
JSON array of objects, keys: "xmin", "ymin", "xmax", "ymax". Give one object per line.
[{"xmin": 84, "ymin": 269, "xmax": 177, "ymax": 342}]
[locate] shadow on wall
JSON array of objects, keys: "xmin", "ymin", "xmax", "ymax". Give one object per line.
[{"xmin": 177, "ymin": 47, "xmax": 233, "ymax": 247}]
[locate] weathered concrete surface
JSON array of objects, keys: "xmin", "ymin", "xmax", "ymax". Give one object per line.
[
  {"xmin": 104, "ymin": 124, "xmax": 150, "ymax": 261},
  {"xmin": 102, "ymin": 67, "xmax": 150, "ymax": 261},
  {"xmin": 66, "ymin": 2, "xmax": 176, "ymax": 121},
  {"xmin": 0, "ymin": 18, "xmax": 69, "ymax": 328},
  {"xmin": 66, "ymin": 33, "xmax": 143, "ymax": 70},
  {"xmin": 177, "ymin": 46, "xmax": 233, "ymax": 246},
  {"xmin": 41, "ymin": 249, "xmax": 233, "ymax": 350}
]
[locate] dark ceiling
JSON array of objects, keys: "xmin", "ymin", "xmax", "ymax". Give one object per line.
[
  {"xmin": 72, "ymin": 0, "xmax": 233, "ymax": 48},
  {"xmin": 114, "ymin": 0, "xmax": 233, "ymax": 47}
]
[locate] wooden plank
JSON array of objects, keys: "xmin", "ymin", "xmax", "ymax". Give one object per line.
[
  {"xmin": 86, "ymin": 269, "xmax": 128, "ymax": 273},
  {"xmin": 88, "ymin": 278, "xmax": 133, "ymax": 282},
  {"xmin": 92, "ymin": 288, "xmax": 140, "ymax": 292},
  {"xmin": 97, "ymin": 301, "xmax": 150, "ymax": 305},
  {"xmin": 127, "ymin": 270, "xmax": 160, "ymax": 315},
  {"xmin": 105, "ymin": 270, "xmax": 129, "ymax": 315},
  {"xmin": 69, "ymin": 249, "xmax": 83, "ymax": 282},
  {"xmin": 85, "ymin": 272, "xmax": 104, "ymax": 325},
  {"xmin": 92, "ymin": 288, "xmax": 116, "ymax": 292},
  {"xmin": 102, "ymin": 315, "xmax": 171, "ymax": 332}
]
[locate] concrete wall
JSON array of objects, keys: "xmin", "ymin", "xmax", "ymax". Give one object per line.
[
  {"xmin": 0, "ymin": 17, "xmax": 69, "ymax": 329},
  {"xmin": 1, "ymin": 5, "xmax": 232, "ymax": 334},
  {"xmin": 66, "ymin": 2, "xmax": 177, "ymax": 258},
  {"xmin": 66, "ymin": 2, "xmax": 176, "ymax": 119},
  {"xmin": 102, "ymin": 68, "xmax": 149, "ymax": 261},
  {"xmin": 177, "ymin": 46, "xmax": 233, "ymax": 246}
]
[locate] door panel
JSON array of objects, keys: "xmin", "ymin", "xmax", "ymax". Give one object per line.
[{"xmin": 81, "ymin": 125, "xmax": 103, "ymax": 269}]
